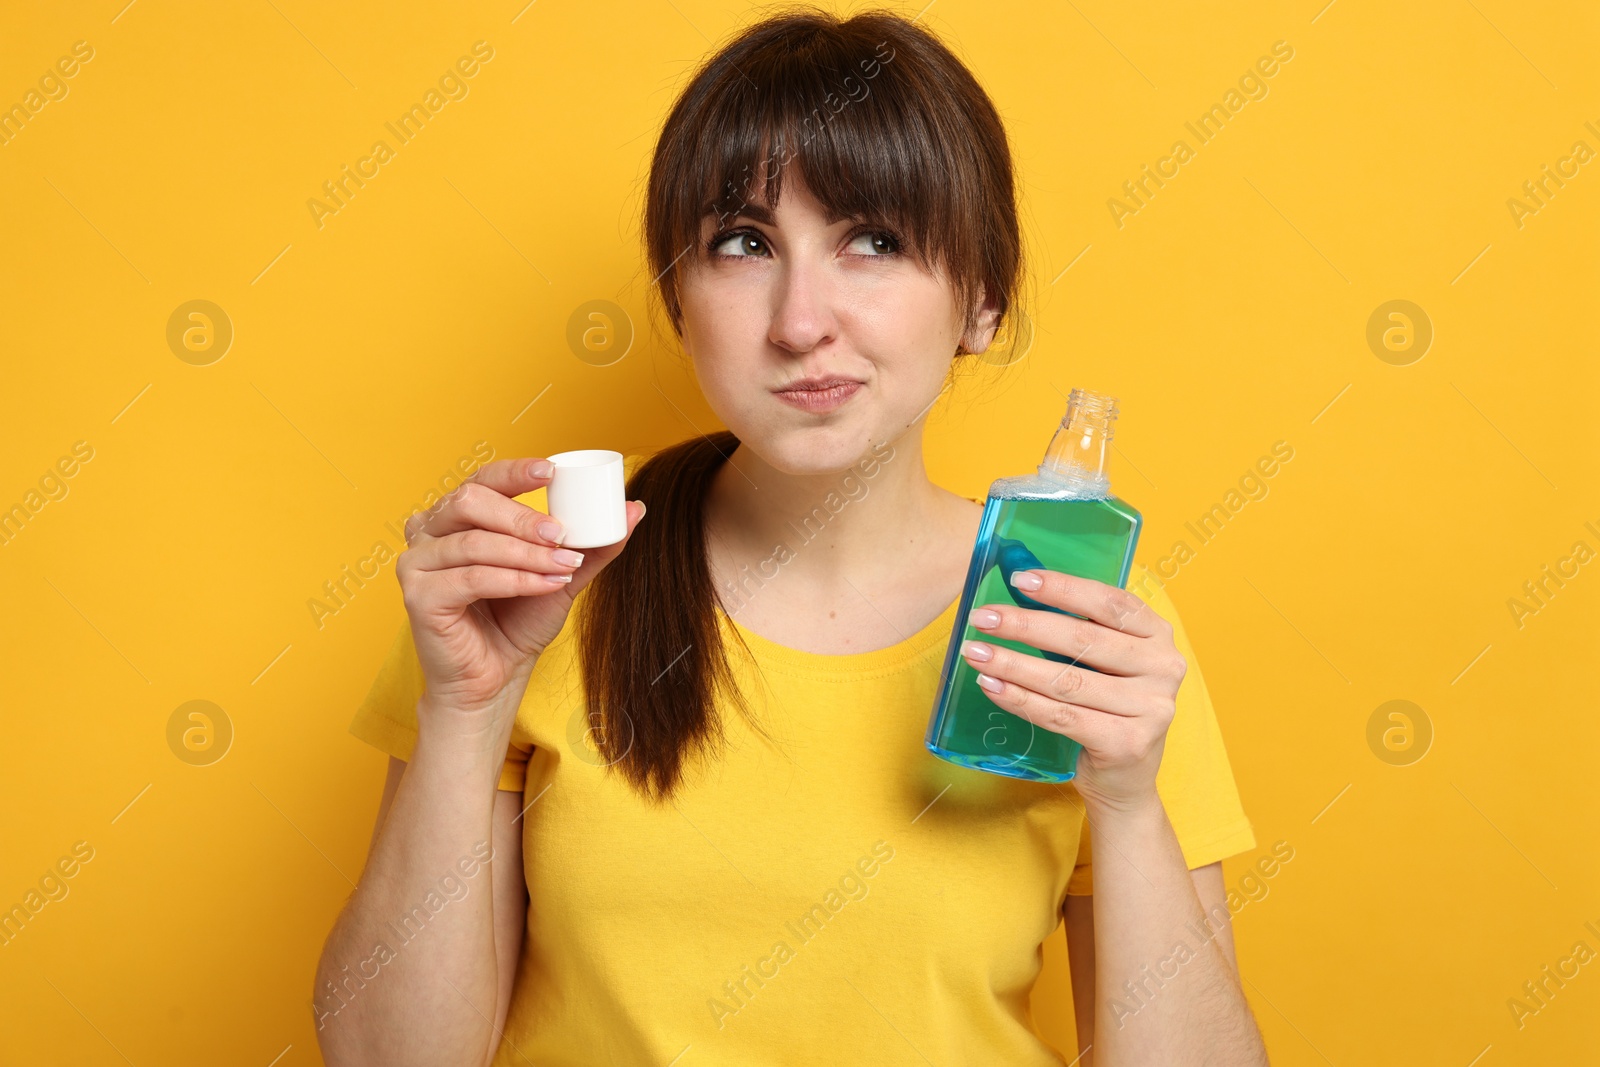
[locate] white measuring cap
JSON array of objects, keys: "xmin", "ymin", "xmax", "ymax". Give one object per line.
[{"xmin": 545, "ymin": 449, "xmax": 628, "ymax": 549}]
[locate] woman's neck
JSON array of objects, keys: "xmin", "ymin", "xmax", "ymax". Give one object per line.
[{"xmin": 703, "ymin": 432, "xmax": 979, "ymax": 627}]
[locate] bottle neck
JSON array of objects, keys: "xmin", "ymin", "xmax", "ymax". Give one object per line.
[{"xmin": 1038, "ymin": 389, "xmax": 1117, "ymax": 496}]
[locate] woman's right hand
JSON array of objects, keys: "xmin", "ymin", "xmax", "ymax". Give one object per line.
[{"xmin": 396, "ymin": 456, "xmax": 646, "ymax": 719}]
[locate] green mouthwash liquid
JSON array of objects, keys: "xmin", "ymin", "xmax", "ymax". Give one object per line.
[{"xmin": 925, "ymin": 388, "xmax": 1141, "ymax": 783}]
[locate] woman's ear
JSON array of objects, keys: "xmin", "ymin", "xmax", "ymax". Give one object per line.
[{"xmin": 957, "ymin": 284, "xmax": 1004, "ymax": 355}]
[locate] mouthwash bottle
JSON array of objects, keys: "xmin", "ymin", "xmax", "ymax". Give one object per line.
[{"xmin": 925, "ymin": 388, "xmax": 1142, "ymax": 783}]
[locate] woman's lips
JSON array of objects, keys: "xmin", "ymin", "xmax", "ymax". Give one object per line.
[{"xmin": 773, "ymin": 381, "xmax": 863, "ymax": 413}]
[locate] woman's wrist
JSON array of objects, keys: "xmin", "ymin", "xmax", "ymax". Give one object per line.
[
  {"xmin": 413, "ymin": 692, "xmax": 523, "ymax": 786},
  {"xmin": 1079, "ymin": 785, "xmax": 1165, "ymax": 827}
]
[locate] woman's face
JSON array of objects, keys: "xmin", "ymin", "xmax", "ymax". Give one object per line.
[{"xmin": 677, "ymin": 170, "xmax": 999, "ymax": 476}]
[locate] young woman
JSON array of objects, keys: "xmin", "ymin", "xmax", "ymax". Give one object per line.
[{"xmin": 316, "ymin": 8, "xmax": 1267, "ymax": 1065}]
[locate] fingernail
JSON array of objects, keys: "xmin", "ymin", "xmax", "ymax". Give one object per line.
[
  {"xmin": 969, "ymin": 607, "xmax": 1001, "ymax": 629},
  {"xmin": 961, "ymin": 640, "xmax": 992, "ymax": 662},
  {"xmin": 1009, "ymin": 570, "xmax": 1042, "ymax": 591},
  {"xmin": 547, "ymin": 572, "xmax": 572, "ymax": 583},
  {"xmin": 634, "ymin": 499, "xmax": 647, "ymax": 517},
  {"xmin": 530, "ymin": 459, "xmax": 554, "ymax": 478},
  {"xmin": 977, "ymin": 673, "xmax": 1003, "ymax": 693},
  {"xmin": 552, "ymin": 548, "xmax": 585, "ymax": 568},
  {"xmin": 538, "ymin": 520, "xmax": 566, "ymax": 544}
]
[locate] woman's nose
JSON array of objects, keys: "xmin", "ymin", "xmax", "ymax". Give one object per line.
[{"xmin": 767, "ymin": 258, "xmax": 839, "ymax": 354}]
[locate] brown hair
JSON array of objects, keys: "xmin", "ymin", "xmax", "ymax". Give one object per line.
[{"xmin": 576, "ymin": 5, "xmax": 1025, "ymax": 803}]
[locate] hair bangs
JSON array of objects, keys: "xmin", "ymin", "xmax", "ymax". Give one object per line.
[{"xmin": 647, "ymin": 8, "xmax": 1014, "ymax": 338}]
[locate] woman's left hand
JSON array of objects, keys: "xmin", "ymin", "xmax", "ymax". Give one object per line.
[{"xmin": 960, "ymin": 568, "xmax": 1184, "ymax": 815}]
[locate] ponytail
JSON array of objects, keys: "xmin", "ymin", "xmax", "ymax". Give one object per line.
[{"xmin": 575, "ymin": 430, "xmax": 767, "ymax": 803}]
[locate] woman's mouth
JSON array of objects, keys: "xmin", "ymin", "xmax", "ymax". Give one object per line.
[{"xmin": 773, "ymin": 379, "xmax": 863, "ymax": 414}]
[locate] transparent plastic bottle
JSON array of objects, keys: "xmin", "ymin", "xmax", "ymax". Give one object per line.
[{"xmin": 925, "ymin": 388, "xmax": 1142, "ymax": 782}]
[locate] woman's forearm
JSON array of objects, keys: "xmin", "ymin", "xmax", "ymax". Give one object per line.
[
  {"xmin": 314, "ymin": 698, "xmax": 518, "ymax": 1067},
  {"xmin": 1086, "ymin": 794, "xmax": 1268, "ymax": 1066}
]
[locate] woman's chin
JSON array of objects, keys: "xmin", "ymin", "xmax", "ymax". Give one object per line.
[{"xmin": 744, "ymin": 425, "xmax": 883, "ymax": 477}]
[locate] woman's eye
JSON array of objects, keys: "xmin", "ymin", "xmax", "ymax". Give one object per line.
[
  {"xmin": 848, "ymin": 230, "xmax": 900, "ymax": 256},
  {"xmin": 707, "ymin": 228, "xmax": 899, "ymax": 258},
  {"xmin": 710, "ymin": 231, "xmax": 768, "ymax": 257}
]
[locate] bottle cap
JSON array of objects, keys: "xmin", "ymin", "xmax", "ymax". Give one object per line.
[{"xmin": 545, "ymin": 449, "xmax": 628, "ymax": 549}]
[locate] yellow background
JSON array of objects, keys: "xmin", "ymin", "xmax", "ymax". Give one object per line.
[{"xmin": 2, "ymin": 1, "xmax": 1595, "ymax": 1063}]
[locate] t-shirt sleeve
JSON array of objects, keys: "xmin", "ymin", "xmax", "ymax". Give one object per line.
[
  {"xmin": 348, "ymin": 615, "xmax": 534, "ymax": 792},
  {"xmin": 1065, "ymin": 565, "xmax": 1256, "ymax": 895}
]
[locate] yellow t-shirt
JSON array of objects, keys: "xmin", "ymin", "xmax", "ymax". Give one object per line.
[{"xmin": 349, "ymin": 456, "xmax": 1256, "ymax": 1065}]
